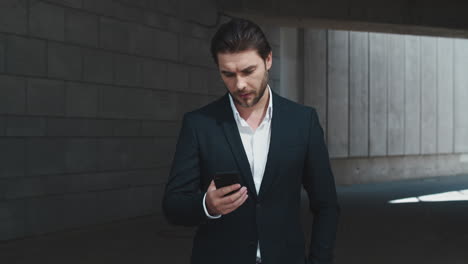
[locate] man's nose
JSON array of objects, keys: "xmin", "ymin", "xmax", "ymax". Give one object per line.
[{"xmin": 235, "ymin": 76, "xmax": 246, "ymax": 90}]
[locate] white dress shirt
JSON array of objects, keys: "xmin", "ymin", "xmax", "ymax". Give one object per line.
[{"xmin": 202, "ymin": 85, "xmax": 273, "ymax": 260}]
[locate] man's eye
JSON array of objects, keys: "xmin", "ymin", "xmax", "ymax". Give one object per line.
[
  {"xmin": 224, "ymin": 73, "xmax": 235, "ymax": 77},
  {"xmin": 243, "ymin": 71, "xmax": 253, "ymax": 75}
]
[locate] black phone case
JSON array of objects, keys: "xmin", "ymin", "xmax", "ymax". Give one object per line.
[{"xmin": 213, "ymin": 172, "xmax": 241, "ymax": 196}]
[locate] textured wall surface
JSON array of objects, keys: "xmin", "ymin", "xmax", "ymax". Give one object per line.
[
  {"xmin": 302, "ymin": 29, "xmax": 468, "ymax": 183},
  {"xmin": 0, "ymin": 0, "xmax": 282, "ymax": 241}
]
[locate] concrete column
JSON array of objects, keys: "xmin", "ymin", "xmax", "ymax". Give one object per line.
[{"xmin": 279, "ymin": 27, "xmax": 303, "ymax": 103}]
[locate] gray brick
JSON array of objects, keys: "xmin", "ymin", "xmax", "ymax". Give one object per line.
[
  {"xmin": 130, "ymin": 25, "xmax": 155, "ymax": 57},
  {"xmin": 4, "ymin": 177, "xmax": 45, "ymax": 199},
  {"xmin": 6, "ymin": 116, "xmax": 46, "ymax": 136},
  {"xmin": 154, "ymin": 137, "xmax": 176, "ymax": 167},
  {"xmin": 99, "ymin": 86, "xmax": 154, "ymax": 119},
  {"xmin": 0, "ymin": 0, "xmax": 28, "ymax": 34},
  {"xmin": 141, "ymin": 120, "xmax": 180, "ymax": 137},
  {"xmin": 66, "ymin": 82, "xmax": 98, "ymax": 117},
  {"xmin": 125, "ymin": 169, "xmax": 161, "ymax": 186},
  {"xmin": 29, "ymin": 1, "xmax": 65, "ymax": 41},
  {"xmin": 25, "ymin": 196, "xmax": 67, "ymax": 235},
  {"xmin": 128, "ymin": 186, "xmax": 153, "ymax": 217},
  {"xmin": 153, "ymin": 90, "xmax": 179, "ymax": 120},
  {"xmin": 65, "ymin": 10, "xmax": 98, "ymax": 47},
  {"xmin": 143, "ymin": 11, "xmax": 182, "ymax": 32},
  {"xmin": 207, "ymin": 69, "xmax": 224, "ymax": 94},
  {"xmin": 112, "ymin": 120, "xmax": 141, "ymax": 136},
  {"xmin": 97, "ymin": 138, "xmax": 131, "ymax": 171},
  {"xmin": 113, "ymin": 54, "xmax": 143, "ymax": 87},
  {"xmin": 0, "ymin": 138, "xmax": 26, "ymax": 178},
  {"xmin": 0, "ymin": 200, "xmax": 26, "ymax": 241},
  {"xmin": 0, "ymin": 75, "xmax": 26, "ymax": 114},
  {"xmin": 180, "ymin": 36, "xmax": 212, "ymax": 67},
  {"xmin": 99, "ymin": 18, "xmax": 131, "ymax": 52},
  {"xmin": 149, "ymin": 0, "xmax": 180, "ymax": 16},
  {"xmin": 0, "ymin": 34, "xmax": 5, "ymax": 73},
  {"xmin": 180, "ymin": 0, "xmax": 217, "ymax": 28},
  {"xmin": 154, "ymin": 29, "xmax": 178, "ymax": 61},
  {"xmin": 48, "ymin": 42, "xmax": 82, "ymax": 80},
  {"xmin": 46, "ymin": 0, "xmax": 82, "ymax": 8},
  {"xmin": 47, "ymin": 118, "xmax": 113, "ymax": 137},
  {"xmin": 151, "ymin": 183, "xmax": 166, "ymax": 214},
  {"xmin": 95, "ymin": 188, "xmax": 130, "ymax": 222},
  {"xmin": 26, "ymin": 138, "xmax": 67, "ymax": 176},
  {"xmin": 0, "ymin": 116, "xmax": 5, "ymax": 136},
  {"xmin": 82, "ymin": 0, "xmax": 114, "ymax": 15},
  {"xmin": 27, "ymin": 79, "xmax": 66, "ymax": 116},
  {"xmin": 142, "ymin": 59, "xmax": 167, "ymax": 89},
  {"xmin": 112, "ymin": 1, "xmax": 144, "ymax": 23},
  {"xmin": 66, "ymin": 138, "xmax": 98, "ymax": 173},
  {"xmin": 128, "ymin": 138, "xmax": 158, "ymax": 169},
  {"xmin": 62, "ymin": 193, "xmax": 98, "ymax": 228},
  {"xmin": 167, "ymin": 63, "xmax": 189, "ymax": 91},
  {"xmin": 83, "ymin": 49, "xmax": 113, "ymax": 84},
  {"xmin": 189, "ymin": 66, "xmax": 210, "ymax": 93},
  {"xmin": 180, "ymin": 21, "xmax": 215, "ymax": 39},
  {"xmin": 117, "ymin": 0, "xmax": 147, "ymax": 8},
  {"xmin": 6, "ymin": 35, "xmax": 46, "ymax": 76}
]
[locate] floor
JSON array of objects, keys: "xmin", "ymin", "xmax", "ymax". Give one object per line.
[{"xmin": 1, "ymin": 174, "xmax": 468, "ymax": 264}]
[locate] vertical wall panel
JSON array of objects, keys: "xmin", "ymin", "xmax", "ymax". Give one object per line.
[
  {"xmin": 327, "ymin": 30, "xmax": 349, "ymax": 158},
  {"xmin": 349, "ymin": 31, "xmax": 369, "ymax": 157},
  {"xmin": 369, "ymin": 33, "xmax": 387, "ymax": 156},
  {"xmin": 387, "ymin": 34, "xmax": 405, "ymax": 155},
  {"xmin": 420, "ymin": 36, "xmax": 437, "ymax": 154},
  {"xmin": 437, "ymin": 37, "xmax": 454, "ymax": 153},
  {"xmin": 454, "ymin": 38, "xmax": 468, "ymax": 153},
  {"xmin": 280, "ymin": 27, "xmax": 300, "ymax": 102},
  {"xmin": 404, "ymin": 35, "xmax": 421, "ymax": 155},
  {"xmin": 304, "ymin": 29, "xmax": 328, "ymax": 139}
]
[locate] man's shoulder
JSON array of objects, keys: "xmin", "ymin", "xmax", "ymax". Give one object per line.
[
  {"xmin": 183, "ymin": 94, "xmax": 228, "ymax": 123},
  {"xmin": 274, "ymin": 92, "xmax": 317, "ymax": 116}
]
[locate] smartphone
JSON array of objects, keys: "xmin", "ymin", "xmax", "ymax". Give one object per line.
[{"xmin": 213, "ymin": 172, "xmax": 241, "ymax": 196}]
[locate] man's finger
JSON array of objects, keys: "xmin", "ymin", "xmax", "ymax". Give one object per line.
[
  {"xmin": 218, "ymin": 183, "xmax": 241, "ymax": 196},
  {"xmin": 224, "ymin": 192, "xmax": 248, "ymax": 212},
  {"xmin": 220, "ymin": 186, "xmax": 247, "ymax": 205}
]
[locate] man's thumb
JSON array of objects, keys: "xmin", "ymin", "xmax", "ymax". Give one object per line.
[{"xmin": 207, "ymin": 180, "xmax": 217, "ymax": 192}]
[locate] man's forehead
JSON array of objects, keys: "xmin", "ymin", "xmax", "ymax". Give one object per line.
[{"xmin": 217, "ymin": 50, "xmax": 262, "ymax": 71}]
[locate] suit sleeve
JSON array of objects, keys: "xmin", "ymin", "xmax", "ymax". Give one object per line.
[
  {"xmin": 162, "ymin": 113, "xmax": 207, "ymax": 226},
  {"xmin": 302, "ymin": 109, "xmax": 340, "ymax": 264}
]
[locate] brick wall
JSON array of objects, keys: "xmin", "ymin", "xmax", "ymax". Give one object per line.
[{"xmin": 0, "ymin": 0, "xmax": 281, "ymax": 241}]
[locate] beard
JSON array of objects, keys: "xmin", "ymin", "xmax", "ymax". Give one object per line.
[{"xmin": 230, "ymin": 69, "xmax": 269, "ymax": 108}]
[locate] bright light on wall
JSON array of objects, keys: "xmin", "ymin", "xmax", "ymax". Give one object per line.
[{"xmin": 388, "ymin": 189, "xmax": 468, "ymax": 204}]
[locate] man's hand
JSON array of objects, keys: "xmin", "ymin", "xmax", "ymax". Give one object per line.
[{"xmin": 205, "ymin": 180, "xmax": 249, "ymax": 215}]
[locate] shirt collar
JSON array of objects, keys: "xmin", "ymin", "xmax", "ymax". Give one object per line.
[{"xmin": 228, "ymin": 84, "xmax": 273, "ymax": 124}]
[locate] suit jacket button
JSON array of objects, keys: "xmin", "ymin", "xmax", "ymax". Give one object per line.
[{"xmin": 256, "ymin": 202, "xmax": 261, "ymax": 208}]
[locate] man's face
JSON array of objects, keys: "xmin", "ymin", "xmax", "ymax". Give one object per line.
[{"xmin": 217, "ymin": 49, "xmax": 272, "ymax": 108}]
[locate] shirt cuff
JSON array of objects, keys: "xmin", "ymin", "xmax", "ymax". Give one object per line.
[{"xmin": 203, "ymin": 192, "xmax": 222, "ymax": 219}]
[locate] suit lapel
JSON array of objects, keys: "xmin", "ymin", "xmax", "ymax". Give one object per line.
[
  {"xmin": 220, "ymin": 94, "xmax": 258, "ymax": 200},
  {"xmin": 257, "ymin": 92, "xmax": 284, "ymax": 201}
]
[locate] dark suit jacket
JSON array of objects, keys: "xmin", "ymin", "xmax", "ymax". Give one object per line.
[{"xmin": 162, "ymin": 91, "xmax": 339, "ymax": 264}]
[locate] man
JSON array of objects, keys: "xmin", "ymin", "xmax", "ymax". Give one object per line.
[{"xmin": 162, "ymin": 18, "xmax": 339, "ymax": 264}]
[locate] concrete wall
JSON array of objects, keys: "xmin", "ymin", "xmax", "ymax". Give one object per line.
[
  {"xmin": 300, "ymin": 29, "xmax": 468, "ymax": 184},
  {"xmin": 0, "ymin": 0, "xmax": 282, "ymax": 241}
]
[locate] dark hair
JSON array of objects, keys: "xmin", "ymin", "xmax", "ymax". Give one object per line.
[{"xmin": 210, "ymin": 18, "xmax": 272, "ymax": 65}]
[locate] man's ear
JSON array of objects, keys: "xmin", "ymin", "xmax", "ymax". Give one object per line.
[{"xmin": 266, "ymin": 51, "xmax": 273, "ymax": 71}]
